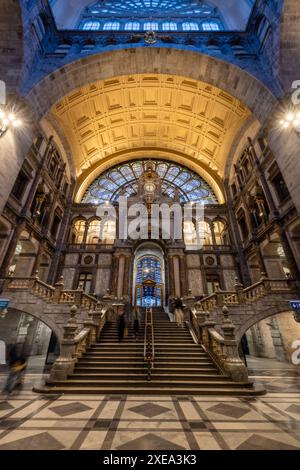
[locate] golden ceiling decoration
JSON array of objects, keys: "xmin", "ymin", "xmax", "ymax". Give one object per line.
[{"xmin": 50, "ymin": 73, "xmax": 251, "ymax": 184}]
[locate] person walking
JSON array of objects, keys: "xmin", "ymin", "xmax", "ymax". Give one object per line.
[
  {"xmin": 174, "ymin": 297, "xmax": 185, "ymax": 328},
  {"xmin": 2, "ymin": 345, "xmax": 27, "ymax": 395},
  {"xmin": 132, "ymin": 308, "xmax": 140, "ymax": 341},
  {"xmin": 117, "ymin": 313, "xmax": 126, "ymax": 342}
]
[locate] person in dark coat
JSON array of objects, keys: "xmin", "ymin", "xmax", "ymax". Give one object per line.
[
  {"xmin": 117, "ymin": 313, "xmax": 126, "ymax": 342},
  {"xmin": 132, "ymin": 308, "xmax": 140, "ymax": 341},
  {"xmin": 2, "ymin": 344, "xmax": 27, "ymax": 395}
]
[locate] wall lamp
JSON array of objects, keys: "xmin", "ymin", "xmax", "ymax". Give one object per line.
[
  {"xmin": 280, "ymin": 110, "xmax": 300, "ymax": 131},
  {"xmin": 0, "ymin": 107, "xmax": 22, "ymax": 138}
]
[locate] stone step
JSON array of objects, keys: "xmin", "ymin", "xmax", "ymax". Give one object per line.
[
  {"xmin": 35, "ymin": 384, "xmax": 265, "ymax": 396},
  {"xmin": 69, "ymin": 373, "xmax": 226, "ymax": 381},
  {"xmin": 76, "ymin": 361, "xmax": 216, "ymax": 368},
  {"xmin": 46, "ymin": 378, "xmax": 254, "ymax": 388}
]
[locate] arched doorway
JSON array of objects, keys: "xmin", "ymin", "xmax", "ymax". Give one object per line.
[{"xmin": 132, "ymin": 243, "xmax": 165, "ymax": 307}]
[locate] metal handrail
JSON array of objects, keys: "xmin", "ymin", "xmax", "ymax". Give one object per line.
[{"xmin": 144, "ymin": 307, "xmax": 155, "ymax": 381}]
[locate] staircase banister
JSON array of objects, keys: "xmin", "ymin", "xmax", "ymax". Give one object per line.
[
  {"xmin": 207, "ymin": 327, "xmax": 225, "ymax": 344},
  {"xmin": 74, "ymin": 327, "xmax": 90, "ymax": 344}
]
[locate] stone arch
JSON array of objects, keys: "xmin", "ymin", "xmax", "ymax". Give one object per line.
[
  {"xmin": 4, "ymin": 306, "xmax": 62, "ymax": 345},
  {"xmin": 236, "ymin": 303, "xmax": 294, "ymax": 343},
  {"xmin": 26, "ymin": 48, "xmax": 277, "ymax": 122}
]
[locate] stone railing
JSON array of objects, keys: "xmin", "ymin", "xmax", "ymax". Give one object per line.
[
  {"xmin": 188, "ymin": 305, "xmax": 249, "ymax": 383},
  {"xmin": 1, "ymin": 274, "xmax": 100, "ymax": 310},
  {"xmin": 198, "ymin": 274, "xmax": 297, "ymax": 312},
  {"xmin": 47, "ymin": 302, "xmax": 115, "ymax": 382}
]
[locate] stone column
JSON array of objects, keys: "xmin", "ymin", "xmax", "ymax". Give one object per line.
[
  {"xmin": 49, "ymin": 305, "xmax": 78, "ymax": 382},
  {"xmin": 117, "ymin": 255, "xmax": 125, "ymax": 299},
  {"xmin": 167, "ymin": 254, "xmax": 175, "ymax": 299},
  {"xmin": 221, "ymin": 306, "xmax": 249, "ymax": 382},
  {"xmin": 173, "ymin": 256, "xmax": 181, "ymax": 297}
]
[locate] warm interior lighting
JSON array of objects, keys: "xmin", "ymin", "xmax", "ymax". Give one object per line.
[
  {"xmin": 0, "ymin": 107, "xmax": 23, "ymax": 137},
  {"xmin": 280, "ymin": 109, "xmax": 300, "ymax": 131}
]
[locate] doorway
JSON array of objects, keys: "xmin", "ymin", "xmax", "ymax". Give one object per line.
[{"xmin": 133, "ymin": 244, "xmax": 165, "ymax": 307}]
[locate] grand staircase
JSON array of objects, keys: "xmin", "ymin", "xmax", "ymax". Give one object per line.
[{"xmin": 41, "ymin": 308, "xmax": 262, "ymax": 395}]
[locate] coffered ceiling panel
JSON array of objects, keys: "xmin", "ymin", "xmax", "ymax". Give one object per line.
[{"xmin": 50, "ymin": 74, "xmax": 251, "ymax": 179}]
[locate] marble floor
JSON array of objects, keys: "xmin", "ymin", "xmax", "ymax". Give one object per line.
[{"xmin": 0, "ymin": 359, "xmax": 299, "ymax": 451}]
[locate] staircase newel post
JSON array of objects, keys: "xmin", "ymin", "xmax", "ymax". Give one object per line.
[
  {"xmin": 234, "ymin": 277, "xmax": 245, "ymax": 303},
  {"xmin": 201, "ymin": 310, "xmax": 216, "ymax": 349},
  {"xmin": 49, "ymin": 305, "xmax": 78, "ymax": 382},
  {"xmin": 74, "ymin": 283, "xmax": 84, "ymax": 305},
  {"xmin": 214, "ymin": 284, "xmax": 223, "ymax": 306},
  {"xmin": 84, "ymin": 310, "xmax": 97, "ymax": 345},
  {"xmin": 260, "ymin": 272, "xmax": 271, "ymax": 295},
  {"xmin": 221, "ymin": 305, "xmax": 249, "ymax": 383},
  {"xmin": 194, "ymin": 302, "xmax": 206, "ymax": 344},
  {"xmin": 52, "ymin": 276, "xmax": 65, "ymax": 303}
]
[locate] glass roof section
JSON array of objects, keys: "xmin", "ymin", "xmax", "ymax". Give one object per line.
[{"xmin": 81, "ymin": 159, "xmax": 218, "ymax": 205}]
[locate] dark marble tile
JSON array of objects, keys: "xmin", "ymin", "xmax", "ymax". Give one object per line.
[
  {"xmin": 49, "ymin": 402, "xmax": 92, "ymax": 417},
  {"xmin": 93, "ymin": 419, "xmax": 112, "ymax": 429},
  {"xmin": 207, "ymin": 403, "xmax": 250, "ymax": 419},
  {"xmin": 0, "ymin": 401, "xmax": 14, "ymax": 411},
  {"xmin": 0, "ymin": 418, "xmax": 21, "ymax": 429},
  {"xmin": 236, "ymin": 434, "xmax": 300, "ymax": 451},
  {"xmin": 0, "ymin": 432, "xmax": 65, "ymax": 450},
  {"xmin": 287, "ymin": 404, "xmax": 300, "ymax": 415},
  {"xmin": 128, "ymin": 402, "xmax": 172, "ymax": 418},
  {"xmin": 189, "ymin": 421, "xmax": 207, "ymax": 429},
  {"xmin": 117, "ymin": 432, "xmax": 185, "ymax": 450}
]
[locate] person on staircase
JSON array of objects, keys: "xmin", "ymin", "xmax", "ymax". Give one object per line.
[
  {"xmin": 132, "ymin": 307, "xmax": 140, "ymax": 341},
  {"xmin": 174, "ymin": 297, "xmax": 185, "ymax": 328},
  {"xmin": 117, "ymin": 312, "xmax": 126, "ymax": 342}
]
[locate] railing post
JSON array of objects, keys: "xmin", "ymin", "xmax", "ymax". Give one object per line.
[
  {"xmin": 234, "ymin": 277, "xmax": 245, "ymax": 303},
  {"xmin": 214, "ymin": 284, "xmax": 224, "ymax": 306},
  {"xmin": 260, "ymin": 272, "xmax": 271, "ymax": 294},
  {"xmin": 202, "ymin": 310, "xmax": 216, "ymax": 348},
  {"xmin": 52, "ymin": 276, "xmax": 65, "ymax": 303},
  {"xmin": 49, "ymin": 305, "xmax": 78, "ymax": 382},
  {"xmin": 74, "ymin": 283, "xmax": 84, "ymax": 305},
  {"xmin": 221, "ymin": 306, "xmax": 249, "ymax": 382},
  {"xmin": 84, "ymin": 310, "xmax": 97, "ymax": 345}
]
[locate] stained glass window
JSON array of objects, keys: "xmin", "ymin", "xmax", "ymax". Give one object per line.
[
  {"xmin": 83, "ymin": 21, "xmax": 101, "ymax": 30},
  {"xmin": 78, "ymin": 0, "xmax": 224, "ymax": 31},
  {"xmin": 81, "ymin": 160, "xmax": 218, "ymax": 205}
]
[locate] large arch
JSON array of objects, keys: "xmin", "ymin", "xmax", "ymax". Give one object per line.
[
  {"xmin": 26, "ymin": 48, "xmax": 277, "ymax": 122},
  {"xmin": 235, "ymin": 303, "xmax": 295, "ymax": 342}
]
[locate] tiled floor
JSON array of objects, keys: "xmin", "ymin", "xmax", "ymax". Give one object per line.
[{"xmin": 0, "ymin": 362, "xmax": 300, "ymax": 451}]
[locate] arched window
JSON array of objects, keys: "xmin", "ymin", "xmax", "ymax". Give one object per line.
[
  {"xmin": 86, "ymin": 219, "xmax": 102, "ymax": 244},
  {"xmin": 213, "ymin": 220, "xmax": 226, "ymax": 245},
  {"xmin": 183, "ymin": 221, "xmax": 197, "ymax": 247},
  {"xmin": 162, "ymin": 22, "xmax": 177, "ymax": 31},
  {"xmin": 144, "ymin": 22, "xmax": 159, "ymax": 31},
  {"xmin": 182, "ymin": 22, "xmax": 199, "ymax": 31},
  {"xmin": 103, "ymin": 22, "xmax": 120, "ymax": 30},
  {"xmin": 124, "ymin": 21, "xmax": 140, "ymax": 31},
  {"xmin": 100, "ymin": 220, "xmax": 116, "ymax": 244},
  {"xmin": 201, "ymin": 21, "xmax": 220, "ymax": 31},
  {"xmin": 72, "ymin": 219, "xmax": 86, "ymax": 244},
  {"xmin": 82, "ymin": 21, "xmax": 100, "ymax": 30}
]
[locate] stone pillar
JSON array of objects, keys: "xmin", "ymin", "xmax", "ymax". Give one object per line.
[
  {"xmin": 173, "ymin": 256, "xmax": 181, "ymax": 297},
  {"xmin": 179, "ymin": 254, "xmax": 188, "ymax": 297},
  {"xmin": 117, "ymin": 255, "xmax": 125, "ymax": 299},
  {"xmin": 49, "ymin": 305, "xmax": 78, "ymax": 381},
  {"xmin": 167, "ymin": 254, "xmax": 175, "ymax": 299},
  {"xmin": 0, "ymin": 221, "xmax": 26, "ymax": 277},
  {"xmin": 221, "ymin": 306, "xmax": 249, "ymax": 382}
]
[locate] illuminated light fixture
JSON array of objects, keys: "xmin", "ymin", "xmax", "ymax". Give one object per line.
[
  {"xmin": 0, "ymin": 107, "xmax": 22, "ymax": 137},
  {"xmin": 280, "ymin": 108, "xmax": 300, "ymax": 131}
]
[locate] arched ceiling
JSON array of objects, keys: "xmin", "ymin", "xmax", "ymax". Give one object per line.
[{"xmin": 49, "ymin": 73, "xmax": 251, "ymax": 201}]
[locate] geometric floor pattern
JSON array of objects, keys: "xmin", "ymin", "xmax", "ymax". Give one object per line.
[{"xmin": 0, "ymin": 369, "xmax": 300, "ymax": 450}]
